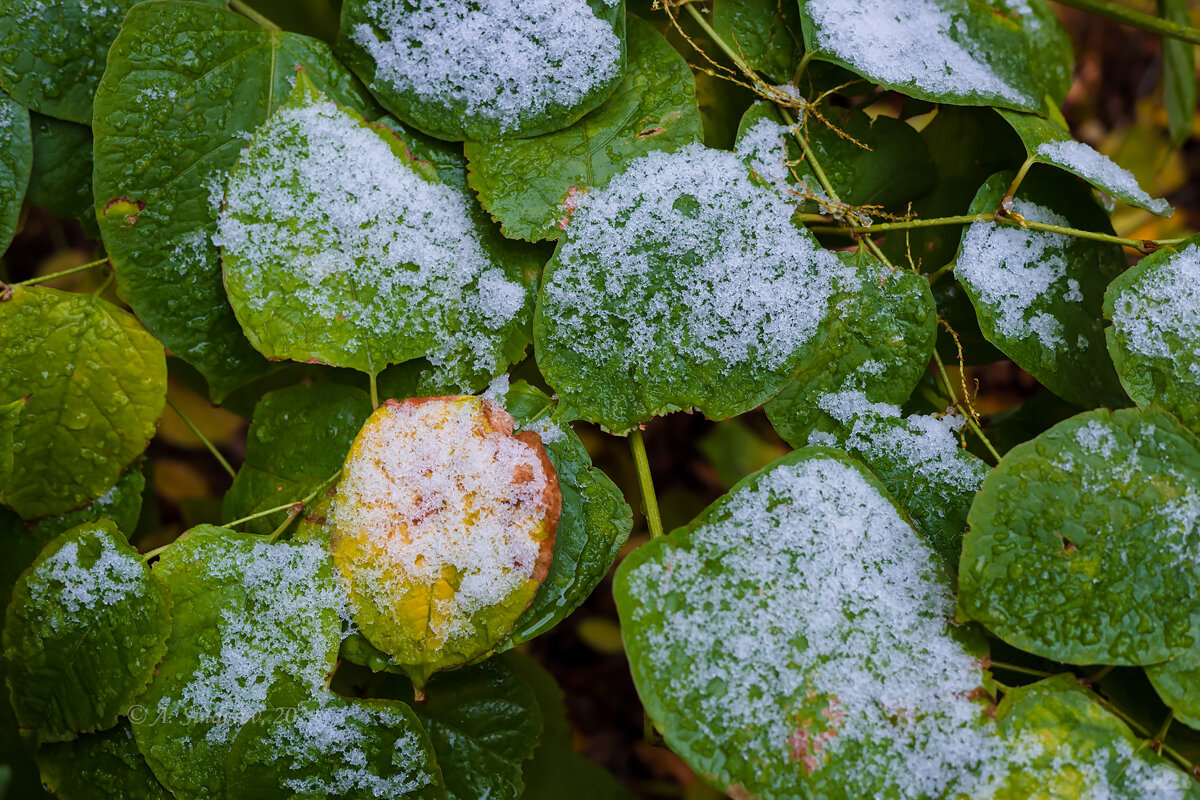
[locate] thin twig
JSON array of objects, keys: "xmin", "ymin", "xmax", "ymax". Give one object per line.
[{"xmin": 165, "ymin": 395, "xmax": 237, "ymax": 479}]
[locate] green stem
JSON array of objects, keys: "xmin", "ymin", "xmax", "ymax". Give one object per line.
[
  {"xmin": 90, "ymin": 270, "xmax": 115, "ymax": 298},
  {"xmin": 629, "ymin": 429, "xmax": 664, "ymax": 539},
  {"xmin": 6, "ymin": 257, "xmax": 109, "ymax": 290},
  {"xmin": 141, "ymin": 543, "xmax": 171, "ymax": 562},
  {"xmin": 226, "ymin": 469, "xmax": 341, "ymax": 533},
  {"xmin": 1002, "ymin": 157, "xmax": 1036, "ymax": 207},
  {"xmin": 809, "ymin": 213, "xmax": 1180, "ymax": 251},
  {"xmin": 369, "ymin": 370, "xmax": 379, "ymax": 409},
  {"xmin": 988, "ymin": 660, "xmax": 1055, "ymax": 679},
  {"xmin": 165, "ymin": 395, "xmax": 237, "ymax": 479},
  {"xmin": 1051, "ymin": 0, "xmax": 1200, "ymax": 45},
  {"xmin": 1085, "ymin": 664, "xmax": 1116, "ymax": 684},
  {"xmin": 228, "ymin": 0, "xmax": 281, "ymax": 30},
  {"xmin": 266, "ymin": 503, "xmax": 304, "ymax": 543},
  {"xmin": 683, "ymin": 2, "xmax": 752, "ymax": 73},
  {"xmin": 932, "ymin": 349, "xmax": 1002, "ymax": 463},
  {"xmin": 1155, "ymin": 709, "xmax": 1175, "ymax": 745}
]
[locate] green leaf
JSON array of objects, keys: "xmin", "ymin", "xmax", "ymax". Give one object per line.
[
  {"xmin": 711, "ymin": 0, "xmax": 799, "ymax": 84},
  {"xmin": 379, "ymin": 658, "xmax": 543, "ymax": 800},
  {"xmin": 0, "ymin": 0, "xmax": 140, "ymax": 124},
  {"xmin": 0, "ymin": 398, "xmax": 20, "ymax": 496},
  {"xmin": 506, "ymin": 651, "xmax": 635, "ymax": 800},
  {"xmin": 133, "ymin": 526, "xmax": 344, "ymax": 800},
  {"xmin": 92, "ymin": 0, "xmax": 381, "ymax": 401},
  {"xmin": 223, "ymin": 383, "xmax": 373, "ymax": 534},
  {"xmin": 534, "ymin": 143, "xmax": 863, "ymax": 434},
  {"xmin": 799, "ymin": 390, "xmax": 990, "ymax": 569},
  {"xmin": 330, "ymin": 396, "xmax": 559, "ymax": 690},
  {"xmin": 953, "ymin": 168, "xmax": 1128, "ymax": 408},
  {"xmin": 1104, "ymin": 233, "xmax": 1200, "ymax": 435},
  {"xmin": 494, "ymin": 380, "xmax": 632, "ymax": 648},
  {"xmin": 0, "ymin": 465, "xmax": 145, "ymax": 617},
  {"xmin": 225, "ymin": 695, "xmax": 446, "ymax": 800},
  {"xmin": 959, "ymin": 407, "xmax": 1200, "ymax": 665},
  {"xmin": 795, "ymin": 0, "xmax": 1068, "ymax": 113},
  {"xmin": 998, "ymin": 108, "xmax": 1173, "ymax": 216},
  {"xmin": 734, "ymin": 100, "xmax": 937, "ymax": 212},
  {"xmin": 0, "ymin": 92, "xmax": 31, "ymax": 252},
  {"xmin": 35, "ymin": 721, "xmax": 172, "ymax": 800},
  {"xmin": 614, "ymin": 448, "xmax": 995, "ymax": 799},
  {"xmin": 764, "ymin": 255, "xmax": 936, "ymax": 445},
  {"xmin": 27, "ymin": 113, "xmax": 95, "ymax": 231},
  {"xmin": 985, "ymin": 674, "xmax": 1199, "ymax": 798},
  {"xmin": 464, "ymin": 15, "xmax": 703, "ymax": 242},
  {"xmin": 219, "ymin": 73, "xmax": 539, "ymax": 382},
  {"xmin": 336, "ymin": 0, "xmax": 626, "ymax": 141},
  {"xmin": 1161, "ymin": 0, "xmax": 1197, "ymax": 150},
  {"xmin": 0, "ymin": 286, "xmax": 166, "ymax": 518},
  {"xmin": 1147, "ymin": 650, "xmax": 1200, "ymax": 731},
  {"xmin": 2, "ymin": 520, "xmax": 171, "ymax": 743}
]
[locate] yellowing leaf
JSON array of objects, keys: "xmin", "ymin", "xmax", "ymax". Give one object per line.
[{"xmin": 331, "ymin": 396, "xmax": 561, "ymax": 693}]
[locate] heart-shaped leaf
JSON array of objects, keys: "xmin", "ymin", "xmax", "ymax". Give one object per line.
[
  {"xmin": 615, "ymin": 448, "xmax": 997, "ymax": 799},
  {"xmin": 712, "ymin": 0, "xmax": 800, "ymax": 84},
  {"xmin": 959, "ymin": 407, "xmax": 1200, "ymax": 665},
  {"xmin": 1104, "ymin": 234, "xmax": 1200, "ymax": 434},
  {"xmin": 486, "ymin": 379, "xmax": 632, "ymax": 648},
  {"xmin": 93, "ymin": 1, "xmax": 381, "ymax": 400},
  {"xmin": 331, "ymin": 396, "xmax": 560, "ymax": 691},
  {"xmin": 219, "ymin": 73, "xmax": 539, "ymax": 383},
  {"xmin": 998, "ymin": 108, "xmax": 1173, "ymax": 216},
  {"xmin": 764, "ymin": 253, "xmax": 937, "ymax": 446},
  {"xmin": 535, "ymin": 143, "xmax": 861, "ymax": 434},
  {"xmin": 3, "ymin": 521, "xmax": 171, "ymax": 744},
  {"xmin": 1, "ymin": 465, "xmax": 146, "ymax": 617},
  {"xmin": 1147, "ymin": 650, "xmax": 1200, "ymax": 732},
  {"xmin": 375, "ymin": 658, "xmax": 543, "ymax": 800},
  {"xmin": 802, "ymin": 390, "xmax": 991, "ymax": 568},
  {"xmin": 983, "ymin": 675, "xmax": 1199, "ymax": 797},
  {"xmin": 795, "ymin": 0, "xmax": 1070, "ymax": 112},
  {"xmin": 224, "ymin": 383, "xmax": 374, "ymax": 534},
  {"xmin": 133, "ymin": 526, "xmax": 345, "ymax": 800},
  {"xmin": 225, "ymin": 695, "xmax": 446, "ymax": 800},
  {"xmin": 0, "ymin": 92, "xmax": 31, "ymax": 252},
  {"xmin": 336, "ymin": 0, "xmax": 626, "ymax": 141},
  {"xmin": 464, "ymin": 15, "xmax": 703, "ymax": 242},
  {"xmin": 28, "ymin": 113, "xmax": 96, "ymax": 232},
  {"xmin": 953, "ymin": 168, "xmax": 1127, "ymax": 408},
  {"xmin": 0, "ymin": 286, "xmax": 165, "ymax": 518},
  {"xmin": 35, "ymin": 721, "xmax": 172, "ymax": 800}
]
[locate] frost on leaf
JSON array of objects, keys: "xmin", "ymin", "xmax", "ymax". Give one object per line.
[
  {"xmin": 959, "ymin": 408, "xmax": 1200, "ymax": 666},
  {"xmin": 218, "ymin": 72, "xmax": 537, "ymax": 386},
  {"xmin": 331, "ymin": 396, "xmax": 561, "ymax": 692},
  {"xmin": 1105, "ymin": 237, "xmax": 1200, "ymax": 434},
  {"xmin": 615, "ymin": 449, "xmax": 1005, "ymax": 799},
  {"xmin": 535, "ymin": 143, "xmax": 859, "ymax": 434},
  {"xmin": 338, "ymin": 0, "xmax": 625, "ymax": 141},
  {"xmin": 226, "ymin": 696, "xmax": 444, "ymax": 800}
]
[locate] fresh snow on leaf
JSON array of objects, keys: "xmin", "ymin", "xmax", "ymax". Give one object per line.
[
  {"xmin": 339, "ymin": 0, "xmax": 625, "ymax": 140},
  {"xmin": 135, "ymin": 528, "xmax": 344, "ymax": 800},
  {"xmin": 331, "ymin": 396, "xmax": 559, "ymax": 689},
  {"xmin": 3, "ymin": 521, "xmax": 171, "ymax": 743},
  {"xmin": 797, "ymin": 0, "xmax": 1041, "ymax": 110},
  {"xmin": 226, "ymin": 696, "xmax": 444, "ymax": 799},
  {"xmin": 957, "ymin": 199, "xmax": 1077, "ymax": 352},
  {"xmin": 1036, "ymin": 139, "xmax": 1172, "ymax": 216},
  {"xmin": 809, "ymin": 389, "xmax": 989, "ymax": 567},
  {"xmin": 616, "ymin": 449, "xmax": 1002, "ymax": 798},
  {"xmin": 536, "ymin": 143, "xmax": 857, "ymax": 433},
  {"xmin": 219, "ymin": 75, "xmax": 535, "ymax": 383},
  {"xmin": 1105, "ymin": 239, "xmax": 1200, "ymax": 433}
]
